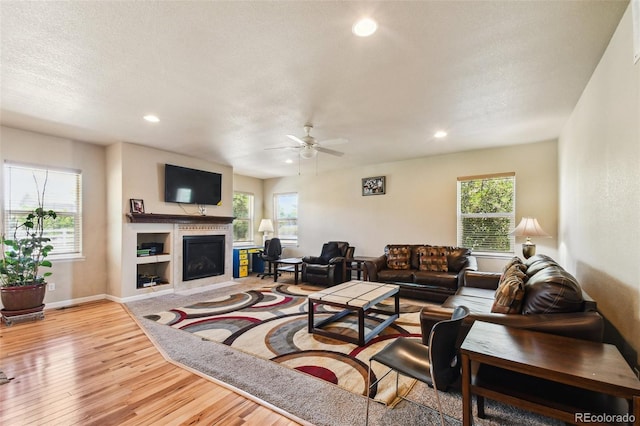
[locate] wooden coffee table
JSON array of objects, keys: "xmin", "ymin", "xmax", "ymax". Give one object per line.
[
  {"xmin": 307, "ymin": 280, "xmax": 400, "ymax": 346},
  {"xmin": 460, "ymin": 321, "xmax": 640, "ymax": 425}
]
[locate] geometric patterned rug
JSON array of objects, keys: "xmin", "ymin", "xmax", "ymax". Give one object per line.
[{"xmin": 144, "ymin": 283, "xmax": 426, "ymax": 405}]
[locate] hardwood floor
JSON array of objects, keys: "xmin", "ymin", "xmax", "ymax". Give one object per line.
[{"xmin": 0, "ymin": 299, "xmax": 303, "ymax": 426}]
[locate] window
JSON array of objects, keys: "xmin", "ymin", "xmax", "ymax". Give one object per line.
[
  {"xmin": 457, "ymin": 173, "xmax": 515, "ymax": 254},
  {"xmin": 274, "ymin": 192, "xmax": 298, "ymax": 245},
  {"xmin": 4, "ymin": 162, "xmax": 82, "ymax": 257},
  {"xmin": 232, "ymin": 192, "xmax": 254, "ymax": 243}
]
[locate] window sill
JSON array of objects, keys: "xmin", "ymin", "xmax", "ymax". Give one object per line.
[
  {"xmin": 471, "ymin": 252, "xmax": 515, "ymax": 260},
  {"xmin": 48, "ymin": 254, "xmax": 85, "ymax": 262}
]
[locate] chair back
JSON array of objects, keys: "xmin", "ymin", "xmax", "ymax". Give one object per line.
[
  {"xmin": 427, "ymin": 305, "xmax": 470, "ymax": 391},
  {"xmin": 264, "ymin": 238, "xmax": 282, "ymax": 260}
]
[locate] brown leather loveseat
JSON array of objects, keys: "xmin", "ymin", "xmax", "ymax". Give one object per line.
[
  {"xmin": 364, "ymin": 244, "xmax": 478, "ymax": 302},
  {"xmin": 419, "ymin": 254, "xmax": 604, "ymax": 342}
]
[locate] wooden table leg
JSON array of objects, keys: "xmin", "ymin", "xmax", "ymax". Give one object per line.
[
  {"xmin": 462, "ymin": 353, "xmax": 472, "ymax": 426},
  {"xmin": 308, "ymin": 299, "xmax": 314, "ymax": 333}
]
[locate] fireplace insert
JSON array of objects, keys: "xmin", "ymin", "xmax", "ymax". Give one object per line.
[{"xmin": 183, "ymin": 235, "xmax": 225, "ymax": 281}]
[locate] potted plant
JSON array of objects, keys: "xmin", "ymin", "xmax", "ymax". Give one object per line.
[{"xmin": 1, "ymin": 189, "xmax": 57, "ymax": 317}]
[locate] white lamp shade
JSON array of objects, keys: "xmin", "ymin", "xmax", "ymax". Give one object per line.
[
  {"xmin": 510, "ymin": 217, "xmax": 551, "ymax": 238},
  {"xmin": 258, "ymin": 219, "xmax": 274, "ymax": 233}
]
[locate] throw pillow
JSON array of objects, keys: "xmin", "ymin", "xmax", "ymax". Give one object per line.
[
  {"xmin": 491, "ymin": 273, "xmax": 525, "ymax": 314},
  {"xmin": 501, "ymin": 256, "xmax": 524, "ymax": 274},
  {"xmin": 417, "ymin": 246, "xmax": 449, "ymax": 272},
  {"xmin": 386, "ymin": 246, "xmax": 411, "ymax": 270}
]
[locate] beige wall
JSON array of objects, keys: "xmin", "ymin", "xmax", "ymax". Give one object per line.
[
  {"xmin": 559, "ymin": 5, "xmax": 640, "ymax": 365},
  {"xmin": 1, "ymin": 126, "xmax": 108, "ymax": 306},
  {"xmin": 263, "ymin": 140, "xmax": 558, "ymax": 271}
]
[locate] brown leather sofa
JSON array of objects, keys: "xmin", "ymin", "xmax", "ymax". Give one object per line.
[
  {"xmin": 364, "ymin": 244, "xmax": 478, "ymax": 302},
  {"xmin": 419, "ymin": 254, "xmax": 604, "ymax": 342}
]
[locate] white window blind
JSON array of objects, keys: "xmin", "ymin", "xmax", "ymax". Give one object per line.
[
  {"xmin": 232, "ymin": 192, "xmax": 254, "ymax": 243},
  {"xmin": 274, "ymin": 192, "xmax": 298, "ymax": 245},
  {"xmin": 4, "ymin": 162, "xmax": 82, "ymax": 257},
  {"xmin": 457, "ymin": 173, "xmax": 515, "ymax": 254}
]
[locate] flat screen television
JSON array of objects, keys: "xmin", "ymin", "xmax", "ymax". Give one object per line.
[{"xmin": 164, "ymin": 164, "xmax": 222, "ymax": 205}]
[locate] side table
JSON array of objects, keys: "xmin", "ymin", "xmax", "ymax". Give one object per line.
[
  {"xmin": 346, "ymin": 256, "xmax": 377, "ymax": 281},
  {"xmin": 273, "ymin": 257, "xmax": 303, "ymax": 284},
  {"xmin": 460, "ymin": 321, "xmax": 640, "ymax": 425}
]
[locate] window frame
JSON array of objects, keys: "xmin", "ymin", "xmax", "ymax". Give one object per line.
[
  {"xmin": 274, "ymin": 192, "xmax": 298, "ymax": 246},
  {"xmin": 232, "ymin": 191, "xmax": 254, "ymax": 244},
  {"xmin": 3, "ymin": 161, "xmax": 83, "ymax": 260},
  {"xmin": 456, "ymin": 172, "xmax": 516, "ymax": 255}
]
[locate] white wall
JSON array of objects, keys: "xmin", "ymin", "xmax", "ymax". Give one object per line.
[
  {"xmin": 1, "ymin": 126, "xmax": 108, "ymax": 305},
  {"xmin": 559, "ymin": 4, "xmax": 640, "ymax": 365},
  {"xmin": 263, "ymin": 140, "xmax": 558, "ymax": 271}
]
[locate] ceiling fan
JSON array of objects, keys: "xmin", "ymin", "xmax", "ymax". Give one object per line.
[{"xmin": 267, "ymin": 124, "xmax": 347, "ymax": 159}]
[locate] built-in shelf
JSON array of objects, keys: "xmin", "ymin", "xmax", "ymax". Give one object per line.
[
  {"xmin": 136, "ymin": 232, "xmax": 172, "ymax": 289},
  {"xmin": 127, "ymin": 213, "xmax": 234, "ymax": 224},
  {"xmin": 136, "ymin": 254, "xmax": 172, "ymax": 265}
]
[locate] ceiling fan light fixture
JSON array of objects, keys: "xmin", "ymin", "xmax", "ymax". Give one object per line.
[
  {"xmin": 300, "ymin": 145, "xmax": 318, "ymax": 159},
  {"xmin": 352, "ymin": 18, "xmax": 377, "ymax": 37}
]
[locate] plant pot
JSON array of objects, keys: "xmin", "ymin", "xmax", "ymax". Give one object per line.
[{"xmin": 1, "ymin": 283, "xmax": 46, "ymax": 311}]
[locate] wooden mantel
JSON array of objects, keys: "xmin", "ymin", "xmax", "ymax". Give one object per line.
[{"xmin": 126, "ymin": 213, "xmax": 234, "ymax": 224}]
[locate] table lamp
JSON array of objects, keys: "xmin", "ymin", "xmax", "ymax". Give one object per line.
[
  {"xmin": 510, "ymin": 217, "xmax": 551, "ymax": 259},
  {"xmin": 258, "ymin": 219, "xmax": 274, "ymax": 245}
]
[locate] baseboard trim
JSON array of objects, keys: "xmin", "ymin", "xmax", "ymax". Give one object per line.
[{"xmin": 38, "ymin": 280, "xmax": 242, "ymax": 308}]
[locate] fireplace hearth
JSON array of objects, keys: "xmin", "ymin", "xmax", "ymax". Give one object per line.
[{"xmin": 182, "ymin": 235, "xmax": 225, "ymax": 281}]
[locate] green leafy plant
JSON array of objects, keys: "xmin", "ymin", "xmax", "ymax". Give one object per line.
[{"xmin": 1, "ymin": 174, "xmax": 57, "ymax": 287}]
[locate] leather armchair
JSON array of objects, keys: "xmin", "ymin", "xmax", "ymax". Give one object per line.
[{"xmin": 302, "ymin": 241, "xmax": 355, "ymax": 286}]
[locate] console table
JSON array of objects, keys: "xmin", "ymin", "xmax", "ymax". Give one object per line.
[{"xmin": 460, "ymin": 321, "xmax": 640, "ymax": 425}]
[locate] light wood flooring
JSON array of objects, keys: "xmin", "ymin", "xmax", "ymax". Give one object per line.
[{"xmin": 0, "ymin": 297, "xmax": 303, "ymax": 426}]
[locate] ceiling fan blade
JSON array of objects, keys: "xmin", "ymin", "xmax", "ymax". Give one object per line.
[
  {"xmin": 264, "ymin": 145, "xmax": 300, "ymax": 151},
  {"xmin": 318, "ymin": 138, "xmax": 348, "ymax": 147},
  {"xmin": 286, "ymin": 134, "xmax": 306, "ymax": 145},
  {"xmin": 316, "ymin": 146, "xmax": 344, "ymax": 157}
]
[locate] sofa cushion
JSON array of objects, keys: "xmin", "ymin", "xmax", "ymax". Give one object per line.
[
  {"xmin": 377, "ymin": 269, "xmax": 414, "ymax": 282},
  {"xmin": 522, "ymin": 266, "xmax": 584, "ymax": 314},
  {"xmin": 417, "ymin": 246, "xmax": 449, "ymax": 272},
  {"xmin": 491, "ymin": 274, "xmax": 525, "ymax": 314},
  {"xmin": 457, "ymin": 286, "xmax": 495, "ymax": 299},
  {"xmin": 524, "ymin": 254, "xmax": 558, "ymax": 276},
  {"xmin": 385, "ymin": 245, "xmax": 411, "ymax": 270},
  {"xmin": 442, "ymin": 294, "xmax": 493, "ymax": 313},
  {"xmin": 446, "ymin": 247, "xmax": 472, "ymax": 272},
  {"xmin": 413, "ymin": 271, "xmax": 457, "ymax": 290},
  {"xmin": 319, "ymin": 242, "xmax": 342, "ymax": 263}
]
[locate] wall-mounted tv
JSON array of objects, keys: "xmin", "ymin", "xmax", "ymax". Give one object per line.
[{"xmin": 164, "ymin": 164, "xmax": 222, "ymax": 205}]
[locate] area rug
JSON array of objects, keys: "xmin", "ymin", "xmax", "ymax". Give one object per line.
[
  {"xmin": 143, "ymin": 282, "xmax": 424, "ymax": 406},
  {"xmin": 129, "ymin": 280, "xmax": 562, "ymax": 425}
]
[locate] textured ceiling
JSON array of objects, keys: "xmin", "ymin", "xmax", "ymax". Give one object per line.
[{"xmin": 0, "ymin": 1, "xmax": 628, "ymax": 178}]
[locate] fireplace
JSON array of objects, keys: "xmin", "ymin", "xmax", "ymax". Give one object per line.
[{"xmin": 182, "ymin": 235, "xmax": 225, "ymax": 281}]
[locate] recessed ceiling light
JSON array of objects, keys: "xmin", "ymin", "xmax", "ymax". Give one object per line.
[
  {"xmin": 143, "ymin": 114, "xmax": 160, "ymax": 123},
  {"xmin": 352, "ymin": 18, "xmax": 377, "ymax": 37},
  {"xmin": 434, "ymin": 130, "xmax": 448, "ymax": 138},
  {"xmin": 285, "ymin": 159, "xmax": 293, "ymax": 164}
]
